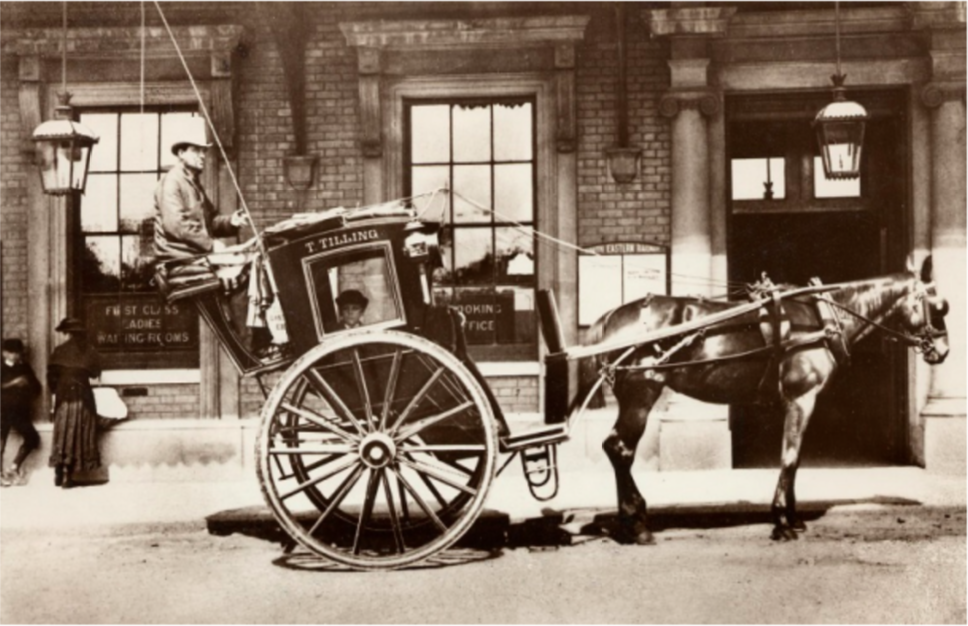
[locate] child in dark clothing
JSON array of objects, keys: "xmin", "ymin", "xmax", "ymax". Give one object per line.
[{"xmin": 1, "ymin": 338, "xmax": 41, "ymax": 486}]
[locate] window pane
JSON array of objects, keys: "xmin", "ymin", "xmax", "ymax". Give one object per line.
[
  {"xmin": 507, "ymin": 285, "xmax": 536, "ymax": 345},
  {"xmin": 494, "ymin": 164, "xmax": 533, "ymax": 224},
  {"xmin": 160, "ymin": 112, "xmax": 198, "ymax": 169},
  {"xmin": 119, "ymin": 173, "xmax": 158, "ymax": 233},
  {"xmin": 453, "ymin": 229, "xmax": 493, "ymax": 285},
  {"xmin": 411, "ymin": 165, "xmax": 450, "ymax": 219},
  {"xmin": 496, "ymin": 227, "xmax": 534, "ymax": 285},
  {"xmin": 731, "ymin": 158, "xmax": 785, "ymax": 200},
  {"xmin": 81, "ymin": 174, "xmax": 118, "ymax": 232},
  {"xmin": 814, "ymin": 156, "xmax": 861, "ymax": 198},
  {"xmin": 453, "ymin": 165, "xmax": 491, "ymax": 224},
  {"xmin": 120, "ymin": 113, "xmax": 159, "ymax": 171},
  {"xmin": 411, "ymin": 105, "xmax": 450, "ymax": 164},
  {"xmin": 83, "ymin": 236, "xmax": 121, "ymax": 293},
  {"xmin": 453, "ymin": 105, "xmax": 490, "ymax": 163},
  {"xmin": 494, "ymin": 103, "xmax": 532, "ymax": 161},
  {"xmin": 121, "ymin": 234, "xmax": 154, "ymax": 291},
  {"xmin": 82, "ymin": 113, "xmax": 118, "ymax": 172}
]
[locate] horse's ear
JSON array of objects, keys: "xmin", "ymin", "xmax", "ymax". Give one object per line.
[
  {"xmin": 920, "ymin": 255, "xmax": 934, "ymax": 283},
  {"xmin": 905, "ymin": 254, "xmax": 917, "ymax": 274}
]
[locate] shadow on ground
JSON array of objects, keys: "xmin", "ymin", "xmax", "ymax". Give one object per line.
[{"xmin": 206, "ymin": 495, "xmax": 923, "ymax": 554}]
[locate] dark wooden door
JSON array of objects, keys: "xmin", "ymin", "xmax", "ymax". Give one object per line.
[{"xmin": 726, "ymin": 92, "xmax": 909, "ymax": 468}]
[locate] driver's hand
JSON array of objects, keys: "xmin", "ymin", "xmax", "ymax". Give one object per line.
[{"xmin": 229, "ymin": 210, "xmax": 248, "ymax": 228}]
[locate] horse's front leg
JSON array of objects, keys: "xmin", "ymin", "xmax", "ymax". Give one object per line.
[
  {"xmin": 603, "ymin": 380, "xmax": 662, "ymax": 545},
  {"xmin": 771, "ymin": 388, "xmax": 819, "ymax": 541}
]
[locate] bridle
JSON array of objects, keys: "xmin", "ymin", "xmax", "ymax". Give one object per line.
[{"xmin": 822, "ymin": 279, "xmax": 948, "ymax": 356}]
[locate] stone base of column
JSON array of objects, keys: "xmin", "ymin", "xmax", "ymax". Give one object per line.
[
  {"xmin": 923, "ymin": 397, "xmax": 966, "ymax": 475},
  {"xmin": 658, "ymin": 394, "xmax": 732, "ymax": 471}
]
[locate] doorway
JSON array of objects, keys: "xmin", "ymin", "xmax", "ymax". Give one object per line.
[{"xmin": 726, "ymin": 91, "xmax": 909, "ymax": 468}]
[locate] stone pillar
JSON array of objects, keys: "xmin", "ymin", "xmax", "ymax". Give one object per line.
[
  {"xmin": 660, "ymin": 86, "xmax": 720, "ymax": 298},
  {"xmin": 910, "ymin": 1, "xmax": 967, "ymax": 473},
  {"xmin": 644, "ymin": 6, "xmax": 736, "ymax": 471},
  {"xmin": 921, "ymin": 83, "xmax": 967, "ymax": 473}
]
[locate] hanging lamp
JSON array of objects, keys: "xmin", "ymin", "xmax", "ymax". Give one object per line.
[
  {"xmin": 31, "ymin": 2, "xmax": 99, "ymax": 196},
  {"xmin": 813, "ymin": 1, "xmax": 868, "ymax": 180}
]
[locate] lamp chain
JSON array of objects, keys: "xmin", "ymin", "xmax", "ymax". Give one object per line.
[
  {"xmin": 834, "ymin": 0, "xmax": 842, "ymax": 79},
  {"xmin": 61, "ymin": 1, "xmax": 67, "ymax": 96}
]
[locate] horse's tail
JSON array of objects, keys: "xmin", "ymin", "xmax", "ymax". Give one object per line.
[{"xmin": 573, "ymin": 315, "xmax": 608, "ymax": 411}]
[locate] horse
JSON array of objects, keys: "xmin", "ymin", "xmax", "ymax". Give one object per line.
[{"xmin": 580, "ymin": 256, "xmax": 949, "ymax": 544}]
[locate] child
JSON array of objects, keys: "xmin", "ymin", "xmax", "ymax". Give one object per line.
[{"xmin": 1, "ymin": 338, "xmax": 41, "ymax": 486}]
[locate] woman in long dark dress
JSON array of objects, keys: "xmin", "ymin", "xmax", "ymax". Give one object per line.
[{"xmin": 47, "ymin": 317, "xmax": 102, "ymax": 489}]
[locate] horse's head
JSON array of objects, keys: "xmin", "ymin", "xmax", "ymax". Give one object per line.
[{"xmin": 897, "ymin": 256, "xmax": 949, "ymax": 364}]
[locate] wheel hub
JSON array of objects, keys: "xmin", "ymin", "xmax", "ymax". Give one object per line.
[{"xmin": 359, "ymin": 432, "xmax": 396, "ymax": 469}]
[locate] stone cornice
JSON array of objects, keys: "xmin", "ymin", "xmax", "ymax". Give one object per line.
[
  {"xmin": 908, "ymin": 1, "xmax": 967, "ymax": 32},
  {"xmin": 1, "ymin": 25, "xmax": 246, "ymax": 58},
  {"xmin": 659, "ymin": 91, "xmax": 721, "ymax": 118},
  {"xmin": 340, "ymin": 15, "xmax": 590, "ymax": 49},
  {"xmin": 920, "ymin": 81, "xmax": 967, "ymax": 108},
  {"xmin": 644, "ymin": 7, "xmax": 736, "ymax": 38}
]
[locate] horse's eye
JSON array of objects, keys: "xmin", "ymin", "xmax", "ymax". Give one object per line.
[{"xmin": 931, "ymin": 297, "xmax": 949, "ymax": 317}]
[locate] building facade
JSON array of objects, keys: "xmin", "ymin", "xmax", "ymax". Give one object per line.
[{"xmin": 1, "ymin": 2, "xmax": 964, "ymax": 481}]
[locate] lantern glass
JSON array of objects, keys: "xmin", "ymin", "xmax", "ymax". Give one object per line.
[
  {"xmin": 816, "ymin": 118, "xmax": 865, "ymax": 180},
  {"xmin": 33, "ymin": 122, "xmax": 98, "ymax": 195}
]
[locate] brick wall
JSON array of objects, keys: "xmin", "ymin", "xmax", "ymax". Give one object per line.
[
  {"xmin": 576, "ymin": 13, "xmax": 671, "ymax": 249},
  {"xmin": 1, "ymin": 3, "xmax": 673, "ymax": 420},
  {"xmin": 1, "ymin": 55, "xmax": 30, "ymax": 345}
]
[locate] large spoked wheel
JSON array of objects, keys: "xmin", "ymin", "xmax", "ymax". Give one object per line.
[{"xmin": 257, "ymin": 330, "xmax": 498, "ymax": 570}]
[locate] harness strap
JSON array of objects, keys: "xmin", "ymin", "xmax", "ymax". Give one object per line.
[
  {"xmin": 613, "ymin": 330, "xmax": 830, "ymax": 372},
  {"xmin": 809, "ymin": 277, "xmax": 851, "ymax": 366}
]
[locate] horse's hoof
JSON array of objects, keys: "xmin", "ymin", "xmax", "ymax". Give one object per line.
[
  {"xmin": 634, "ymin": 531, "xmax": 656, "ymax": 546},
  {"xmin": 770, "ymin": 526, "xmax": 799, "ymax": 542},
  {"xmin": 792, "ymin": 520, "xmax": 807, "ymax": 533}
]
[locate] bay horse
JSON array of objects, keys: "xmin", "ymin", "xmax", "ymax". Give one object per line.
[{"xmin": 581, "ymin": 256, "xmax": 949, "ymax": 544}]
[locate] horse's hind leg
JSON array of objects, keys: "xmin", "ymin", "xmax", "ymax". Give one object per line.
[
  {"xmin": 603, "ymin": 381, "xmax": 662, "ymax": 545},
  {"xmin": 770, "ymin": 389, "xmax": 819, "ymax": 541}
]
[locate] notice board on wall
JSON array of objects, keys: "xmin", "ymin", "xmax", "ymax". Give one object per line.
[{"xmin": 578, "ymin": 241, "xmax": 670, "ymax": 326}]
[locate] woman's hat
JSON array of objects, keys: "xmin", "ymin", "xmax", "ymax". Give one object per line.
[
  {"xmin": 336, "ymin": 289, "xmax": 368, "ymax": 309},
  {"xmin": 56, "ymin": 317, "xmax": 87, "ymax": 333},
  {"xmin": 2, "ymin": 338, "xmax": 24, "ymax": 353},
  {"xmin": 170, "ymin": 117, "xmax": 212, "ymax": 155}
]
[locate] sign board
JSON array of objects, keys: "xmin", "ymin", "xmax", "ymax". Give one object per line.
[
  {"xmin": 85, "ymin": 294, "xmax": 199, "ymax": 353},
  {"xmin": 578, "ymin": 241, "xmax": 670, "ymax": 326},
  {"xmin": 449, "ymin": 291, "xmax": 515, "ymax": 345}
]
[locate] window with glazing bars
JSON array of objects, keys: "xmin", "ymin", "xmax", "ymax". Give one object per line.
[
  {"xmin": 76, "ymin": 109, "xmax": 201, "ymax": 369},
  {"xmin": 405, "ymin": 99, "xmax": 537, "ymax": 361}
]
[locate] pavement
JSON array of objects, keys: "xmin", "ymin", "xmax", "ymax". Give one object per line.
[{"xmin": 1, "ymin": 464, "xmax": 964, "ymax": 538}]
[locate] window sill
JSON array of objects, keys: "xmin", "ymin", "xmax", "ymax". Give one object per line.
[
  {"xmin": 476, "ymin": 361, "xmax": 540, "ymax": 377},
  {"xmin": 101, "ymin": 369, "xmax": 200, "ymax": 385}
]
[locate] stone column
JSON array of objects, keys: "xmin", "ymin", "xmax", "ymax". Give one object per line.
[
  {"xmin": 660, "ymin": 85, "xmax": 720, "ymax": 297},
  {"xmin": 910, "ymin": 2, "xmax": 967, "ymax": 473},
  {"xmin": 921, "ymin": 82, "xmax": 967, "ymax": 473},
  {"xmin": 643, "ymin": 6, "xmax": 736, "ymax": 470}
]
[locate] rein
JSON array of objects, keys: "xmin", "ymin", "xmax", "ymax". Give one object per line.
[{"xmin": 820, "ymin": 297, "xmax": 944, "ymax": 354}]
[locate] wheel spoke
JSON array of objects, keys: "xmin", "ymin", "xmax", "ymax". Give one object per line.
[
  {"xmin": 397, "ymin": 456, "xmax": 479, "ymax": 496},
  {"xmin": 379, "ymin": 348, "xmax": 403, "ymax": 431},
  {"xmin": 303, "ymin": 369, "xmax": 367, "ymax": 437},
  {"xmin": 307, "ymin": 463, "xmax": 366, "ymax": 536},
  {"xmin": 352, "ymin": 470, "xmax": 382, "ymax": 556},
  {"xmin": 381, "ymin": 470, "xmax": 406, "ymax": 554},
  {"xmin": 388, "ymin": 366, "xmax": 446, "ymax": 434},
  {"xmin": 270, "ymin": 444, "xmax": 355, "ymax": 455},
  {"xmin": 395, "ymin": 401, "xmax": 475, "ymax": 441},
  {"xmin": 278, "ymin": 455, "xmax": 358, "ymax": 501},
  {"xmin": 390, "ymin": 465, "xmax": 448, "ymax": 532},
  {"xmin": 281, "ymin": 402, "xmax": 360, "ymax": 443},
  {"xmin": 399, "ymin": 443, "xmax": 488, "ymax": 454},
  {"xmin": 350, "ymin": 349, "xmax": 375, "ymax": 430}
]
